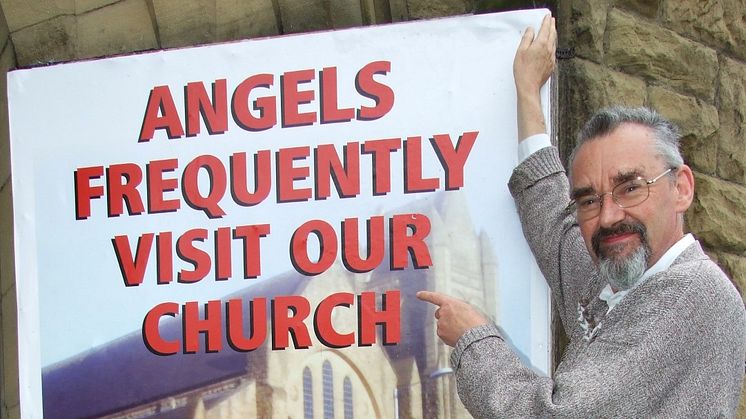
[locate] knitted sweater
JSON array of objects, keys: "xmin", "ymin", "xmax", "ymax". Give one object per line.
[{"xmin": 450, "ymin": 147, "xmax": 746, "ymax": 418}]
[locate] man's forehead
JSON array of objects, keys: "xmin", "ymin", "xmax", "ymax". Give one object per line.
[{"xmin": 570, "ymin": 125, "xmax": 659, "ymax": 185}]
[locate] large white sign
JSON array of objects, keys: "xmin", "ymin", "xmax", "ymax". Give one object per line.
[{"xmin": 10, "ymin": 9, "xmax": 551, "ymax": 418}]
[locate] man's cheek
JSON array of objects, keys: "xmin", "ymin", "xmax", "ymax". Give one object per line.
[
  {"xmin": 581, "ymin": 231, "xmax": 598, "ymax": 262},
  {"xmin": 579, "ymin": 222, "xmax": 596, "ymax": 254}
]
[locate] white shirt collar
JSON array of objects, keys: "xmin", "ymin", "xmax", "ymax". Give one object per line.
[{"xmin": 598, "ymin": 233, "xmax": 695, "ymax": 313}]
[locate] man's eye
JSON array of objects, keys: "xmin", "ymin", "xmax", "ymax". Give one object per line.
[
  {"xmin": 577, "ymin": 197, "xmax": 597, "ymax": 208},
  {"xmin": 619, "ymin": 181, "xmax": 643, "ymax": 195}
]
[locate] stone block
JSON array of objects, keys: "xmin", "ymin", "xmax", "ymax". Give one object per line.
[
  {"xmin": 558, "ymin": 58, "xmax": 646, "ymax": 162},
  {"xmin": 613, "ymin": 0, "xmax": 659, "ymax": 19},
  {"xmin": 647, "ymin": 85, "xmax": 718, "ymax": 174},
  {"xmin": 716, "ymin": 57, "xmax": 746, "ymax": 185},
  {"xmin": 152, "ymin": 0, "xmax": 214, "ymax": 48},
  {"xmin": 76, "ymin": 0, "xmax": 158, "ymax": 59},
  {"xmin": 687, "ymin": 173, "xmax": 746, "ymax": 254},
  {"xmin": 6, "ymin": 404, "xmax": 20, "ymax": 419},
  {"xmin": 0, "ymin": 118, "xmax": 8, "ymax": 190},
  {"xmin": 0, "ymin": 44, "xmax": 16, "ymax": 185},
  {"xmin": 277, "ymin": 0, "xmax": 328, "ymax": 34},
  {"xmin": 360, "ymin": 0, "xmax": 391, "ymax": 24},
  {"xmin": 0, "ymin": 185, "xmax": 14, "ymax": 297},
  {"xmin": 330, "ymin": 0, "xmax": 364, "ymax": 29},
  {"xmin": 567, "ymin": 0, "xmax": 610, "ymax": 62},
  {"xmin": 1, "ymin": 0, "xmax": 74, "ymax": 32},
  {"xmin": 680, "ymin": 133, "xmax": 718, "ymax": 176},
  {"xmin": 0, "ymin": 6, "xmax": 10, "ymax": 45},
  {"xmin": 11, "ymin": 15, "xmax": 76, "ymax": 66},
  {"xmin": 389, "ymin": 0, "xmax": 408, "ymax": 22},
  {"xmin": 569, "ymin": 59, "xmax": 647, "ymax": 110},
  {"xmin": 647, "ymin": 86, "xmax": 718, "ymax": 140},
  {"xmin": 717, "ymin": 252, "xmax": 746, "ymax": 302},
  {"xmin": 0, "ymin": 286, "xmax": 18, "ymax": 417},
  {"xmin": 0, "ymin": 307, "xmax": 3, "ymax": 418},
  {"xmin": 661, "ymin": 0, "xmax": 746, "ymax": 62},
  {"xmin": 215, "ymin": 0, "xmax": 278, "ymax": 42},
  {"xmin": 405, "ymin": 0, "xmax": 470, "ymax": 19},
  {"xmin": 75, "ymin": 0, "xmax": 121, "ymax": 14},
  {"xmin": 605, "ymin": 9, "xmax": 718, "ymax": 100}
]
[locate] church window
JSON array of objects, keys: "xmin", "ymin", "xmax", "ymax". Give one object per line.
[
  {"xmin": 323, "ymin": 361, "xmax": 334, "ymax": 418},
  {"xmin": 303, "ymin": 367, "xmax": 313, "ymax": 419},
  {"xmin": 343, "ymin": 376, "xmax": 353, "ymax": 419}
]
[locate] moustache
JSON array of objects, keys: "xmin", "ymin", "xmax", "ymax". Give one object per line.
[{"xmin": 591, "ymin": 222, "xmax": 647, "ymax": 258}]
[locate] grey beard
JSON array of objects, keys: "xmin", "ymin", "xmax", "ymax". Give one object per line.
[{"xmin": 598, "ymin": 243, "xmax": 650, "ymax": 290}]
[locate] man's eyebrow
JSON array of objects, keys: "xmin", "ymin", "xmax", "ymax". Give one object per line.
[
  {"xmin": 571, "ymin": 186, "xmax": 595, "ymax": 200},
  {"xmin": 612, "ymin": 169, "xmax": 644, "ymax": 184}
]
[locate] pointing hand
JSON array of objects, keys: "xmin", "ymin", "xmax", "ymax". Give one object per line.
[{"xmin": 416, "ymin": 291, "xmax": 489, "ymax": 347}]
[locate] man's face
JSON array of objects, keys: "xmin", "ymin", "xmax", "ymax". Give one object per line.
[{"xmin": 570, "ymin": 123, "xmax": 692, "ymax": 289}]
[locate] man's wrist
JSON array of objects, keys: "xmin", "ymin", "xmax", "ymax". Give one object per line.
[
  {"xmin": 450, "ymin": 323, "xmax": 504, "ymax": 370},
  {"xmin": 516, "ymin": 86, "xmax": 542, "ymax": 101}
]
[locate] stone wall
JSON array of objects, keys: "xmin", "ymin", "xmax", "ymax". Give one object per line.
[
  {"xmin": 0, "ymin": 0, "xmax": 743, "ymax": 418},
  {"xmin": 0, "ymin": 3, "xmax": 17, "ymax": 417}
]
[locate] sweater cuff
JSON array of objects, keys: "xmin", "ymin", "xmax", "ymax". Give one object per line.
[
  {"xmin": 508, "ymin": 146, "xmax": 565, "ymax": 197},
  {"xmin": 450, "ymin": 323, "xmax": 503, "ymax": 370}
]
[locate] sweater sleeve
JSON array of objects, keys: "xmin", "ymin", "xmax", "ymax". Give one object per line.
[
  {"xmin": 449, "ymin": 324, "xmax": 557, "ymax": 418},
  {"xmin": 508, "ymin": 146, "xmax": 599, "ymax": 333}
]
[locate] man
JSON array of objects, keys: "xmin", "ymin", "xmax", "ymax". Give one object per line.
[{"xmin": 417, "ymin": 15, "xmax": 746, "ymax": 417}]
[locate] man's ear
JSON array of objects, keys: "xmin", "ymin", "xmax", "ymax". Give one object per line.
[{"xmin": 674, "ymin": 164, "xmax": 695, "ymax": 213}]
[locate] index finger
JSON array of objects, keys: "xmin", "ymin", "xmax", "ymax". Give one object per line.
[
  {"xmin": 517, "ymin": 26, "xmax": 535, "ymax": 51},
  {"xmin": 416, "ymin": 290, "xmax": 446, "ymax": 306}
]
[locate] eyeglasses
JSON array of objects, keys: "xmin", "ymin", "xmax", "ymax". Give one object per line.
[{"xmin": 568, "ymin": 168, "xmax": 676, "ymax": 222}]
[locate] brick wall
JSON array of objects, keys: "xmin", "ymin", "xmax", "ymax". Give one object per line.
[{"xmin": 0, "ymin": 0, "xmax": 742, "ymax": 417}]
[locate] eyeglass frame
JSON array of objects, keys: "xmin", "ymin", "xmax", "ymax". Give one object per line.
[{"xmin": 566, "ymin": 167, "xmax": 677, "ymax": 221}]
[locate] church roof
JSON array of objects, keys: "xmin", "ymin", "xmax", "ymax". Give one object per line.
[{"xmin": 42, "ymin": 271, "xmax": 307, "ymax": 419}]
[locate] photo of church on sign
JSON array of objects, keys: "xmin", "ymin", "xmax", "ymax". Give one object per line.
[{"xmin": 42, "ymin": 191, "xmax": 504, "ymax": 419}]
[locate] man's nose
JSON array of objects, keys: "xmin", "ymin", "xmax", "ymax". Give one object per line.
[{"xmin": 598, "ymin": 193, "xmax": 625, "ymax": 227}]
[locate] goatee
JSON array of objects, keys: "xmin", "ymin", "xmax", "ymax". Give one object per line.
[{"xmin": 592, "ymin": 222, "xmax": 651, "ymax": 290}]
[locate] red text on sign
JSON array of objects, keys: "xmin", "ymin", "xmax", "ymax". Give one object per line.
[
  {"xmin": 141, "ymin": 290, "xmax": 400, "ymax": 355},
  {"xmin": 138, "ymin": 61, "xmax": 394, "ymax": 141}
]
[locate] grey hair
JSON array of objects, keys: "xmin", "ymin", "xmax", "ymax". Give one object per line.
[{"xmin": 569, "ymin": 106, "xmax": 684, "ymax": 174}]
